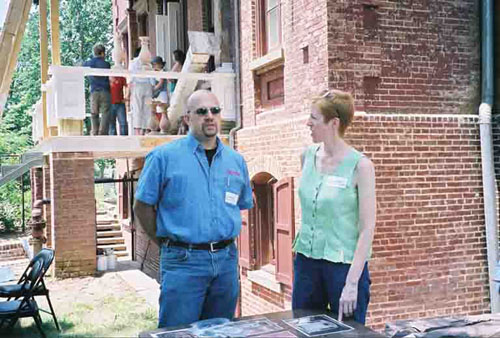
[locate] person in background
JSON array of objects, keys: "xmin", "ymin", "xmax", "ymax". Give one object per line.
[
  {"xmin": 151, "ymin": 56, "xmax": 169, "ymax": 128},
  {"xmin": 128, "ymin": 47, "xmax": 152, "ymax": 135},
  {"xmin": 292, "ymin": 90, "xmax": 376, "ymax": 325},
  {"xmin": 83, "ymin": 43, "xmax": 111, "ymax": 135},
  {"xmin": 168, "ymin": 49, "xmax": 185, "ymax": 95},
  {"xmin": 134, "ymin": 90, "xmax": 253, "ymax": 328},
  {"xmin": 109, "ymin": 75, "xmax": 128, "ymax": 135}
]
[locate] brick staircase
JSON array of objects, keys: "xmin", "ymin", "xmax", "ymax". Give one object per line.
[{"xmin": 96, "ymin": 216, "xmax": 129, "ymax": 260}]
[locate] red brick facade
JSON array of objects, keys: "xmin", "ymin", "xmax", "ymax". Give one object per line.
[
  {"xmin": 326, "ymin": 1, "xmax": 480, "ymax": 114},
  {"xmin": 236, "ymin": 0, "xmax": 487, "ymax": 331},
  {"xmin": 49, "ymin": 152, "xmax": 96, "ymax": 277}
]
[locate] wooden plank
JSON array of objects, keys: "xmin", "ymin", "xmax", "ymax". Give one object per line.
[
  {"xmin": 50, "ymin": 0, "xmax": 61, "ymax": 65},
  {"xmin": 0, "ymin": 1, "xmax": 24, "ymax": 87},
  {"xmin": 32, "ymin": 135, "xmax": 181, "ymax": 158},
  {"xmin": 39, "ymin": 0, "xmax": 50, "ymax": 138},
  {"xmin": 0, "ymin": 0, "xmax": 31, "ymax": 116}
]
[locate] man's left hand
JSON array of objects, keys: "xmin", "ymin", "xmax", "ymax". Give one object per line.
[{"xmin": 338, "ymin": 282, "xmax": 358, "ymax": 322}]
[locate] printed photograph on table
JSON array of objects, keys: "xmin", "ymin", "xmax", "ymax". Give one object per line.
[
  {"xmin": 192, "ymin": 317, "xmax": 283, "ymax": 337},
  {"xmin": 283, "ymin": 315, "xmax": 354, "ymax": 337},
  {"xmin": 151, "ymin": 329, "xmax": 196, "ymax": 338}
]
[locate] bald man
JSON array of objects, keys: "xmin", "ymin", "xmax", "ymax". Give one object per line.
[{"xmin": 134, "ymin": 90, "xmax": 253, "ymax": 328}]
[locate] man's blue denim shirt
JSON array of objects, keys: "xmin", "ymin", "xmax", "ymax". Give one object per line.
[
  {"xmin": 83, "ymin": 57, "xmax": 110, "ymax": 92},
  {"xmin": 135, "ymin": 133, "xmax": 254, "ymax": 243}
]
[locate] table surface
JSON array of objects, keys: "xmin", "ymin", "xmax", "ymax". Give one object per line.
[{"xmin": 139, "ymin": 309, "xmax": 385, "ymax": 337}]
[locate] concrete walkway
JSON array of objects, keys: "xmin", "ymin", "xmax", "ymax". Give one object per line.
[{"xmin": 114, "ymin": 260, "xmax": 160, "ymax": 312}]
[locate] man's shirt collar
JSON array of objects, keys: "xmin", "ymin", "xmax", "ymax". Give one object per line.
[{"xmin": 187, "ymin": 132, "xmax": 223, "ymax": 154}]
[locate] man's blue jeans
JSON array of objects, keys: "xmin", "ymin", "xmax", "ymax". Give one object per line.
[
  {"xmin": 109, "ymin": 103, "xmax": 128, "ymax": 135},
  {"xmin": 158, "ymin": 242, "xmax": 239, "ymax": 328},
  {"xmin": 292, "ymin": 253, "xmax": 371, "ymax": 324}
]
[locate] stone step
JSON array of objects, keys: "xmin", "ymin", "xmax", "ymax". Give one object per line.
[
  {"xmin": 97, "ymin": 243, "xmax": 127, "ymax": 252},
  {"xmin": 97, "ymin": 237, "xmax": 125, "ymax": 245},
  {"xmin": 0, "ymin": 242, "xmax": 27, "ymax": 262},
  {"xmin": 116, "ymin": 251, "xmax": 129, "ymax": 258},
  {"xmin": 96, "ymin": 223, "xmax": 121, "ymax": 231},
  {"xmin": 96, "ymin": 230, "xmax": 123, "ymax": 238},
  {"xmin": 96, "ymin": 218, "xmax": 117, "ymax": 225}
]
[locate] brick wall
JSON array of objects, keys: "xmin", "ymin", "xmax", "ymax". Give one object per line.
[
  {"xmin": 235, "ymin": 113, "xmax": 489, "ymax": 330},
  {"xmin": 239, "ymin": 0, "xmax": 330, "ymax": 128},
  {"xmin": 0, "ymin": 242, "xmax": 26, "ymax": 262},
  {"xmin": 30, "ymin": 167, "xmax": 43, "ymax": 206},
  {"xmin": 241, "ymin": 276, "xmax": 285, "ymax": 316},
  {"xmin": 236, "ymin": 0, "xmax": 487, "ymax": 331},
  {"xmin": 187, "ymin": 0, "xmax": 203, "ymax": 32},
  {"xmin": 50, "ymin": 152, "xmax": 96, "ymax": 277},
  {"xmin": 326, "ymin": 0, "xmax": 480, "ymax": 114}
]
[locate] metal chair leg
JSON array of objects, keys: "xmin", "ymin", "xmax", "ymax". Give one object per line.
[
  {"xmin": 7, "ymin": 316, "xmax": 18, "ymax": 330},
  {"xmin": 33, "ymin": 312, "xmax": 46, "ymax": 338},
  {"xmin": 45, "ymin": 294, "xmax": 60, "ymax": 331}
]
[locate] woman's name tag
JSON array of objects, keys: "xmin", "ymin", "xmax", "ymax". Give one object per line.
[{"xmin": 326, "ymin": 176, "xmax": 348, "ymax": 188}]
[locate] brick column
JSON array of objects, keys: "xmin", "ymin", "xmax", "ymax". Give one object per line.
[
  {"xmin": 50, "ymin": 152, "xmax": 96, "ymax": 277},
  {"xmin": 42, "ymin": 162, "xmax": 52, "ymax": 248},
  {"xmin": 30, "ymin": 167, "xmax": 43, "ymax": 204}
]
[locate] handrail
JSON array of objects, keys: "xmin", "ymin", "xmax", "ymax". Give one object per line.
[{"xmin": 48, "ymin": 65, "xmax": 236, "ymax": 81}]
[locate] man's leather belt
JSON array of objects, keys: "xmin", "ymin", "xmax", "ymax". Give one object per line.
[{"xmin": 162, "ymin": 238, "xmax": 234, "ymax": 252}]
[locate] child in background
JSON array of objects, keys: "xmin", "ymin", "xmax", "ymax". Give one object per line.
[
  {"xmin": 151, "ymin": 56, "xmax": 169, "ymax": 126},
  {"xmin": 109, "ymin": 76, "xmax": 128, "ymax": 135}
]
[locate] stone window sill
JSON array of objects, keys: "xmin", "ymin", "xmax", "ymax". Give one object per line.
[
  {"xmin": 247, "ymin": 267, "xmax": 282, "ymax": 293},
  {"xmin": 249, "ymin": 49, "xmax": 284, "ymax": 73}
]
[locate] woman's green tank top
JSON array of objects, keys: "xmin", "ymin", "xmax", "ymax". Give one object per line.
[{"xmin": 293, "ymin": 144, "xmax": 368, "ymax": 263}]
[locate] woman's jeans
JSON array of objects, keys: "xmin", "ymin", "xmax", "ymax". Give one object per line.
[
  {"xmin": 292, "ymin": 253, "xmax": 371, "ymax": 324},
  {"xmin": 109, "ymin": 103, "xmax": 128, "ymax": 135},
  {"xmin": 158, "ymin": 242, "xmax": 239, "ymax": 328}
]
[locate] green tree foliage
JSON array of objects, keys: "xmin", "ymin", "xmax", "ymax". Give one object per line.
[
  {"xmin": 59, "ymin": 0, "xmax": 113, "ymax": 66},
  {"xmin": 0, "ymin": 0, "xmax": 112, "ymax": 232}
]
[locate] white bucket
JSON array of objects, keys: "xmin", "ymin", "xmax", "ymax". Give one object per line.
[
  {"xmin": 97, "ymin": 255, "xmax": 107, "ymax": 271},
  {"xmin": 107, "ymin": 253, "xmax": 117, "ymax": 270}
]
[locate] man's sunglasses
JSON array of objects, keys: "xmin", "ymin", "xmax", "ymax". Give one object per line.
[{"xmin": 192, "ymin": 107, "xmax": 221, "ymax": 116}]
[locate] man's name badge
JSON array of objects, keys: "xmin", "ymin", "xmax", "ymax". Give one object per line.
[
  {"xmin": 225, "ymin": 192, "xmax": 239, "ymax": 205},
  {"xmin": 326, "ymin": 176, "xmax": 348, "ymax": 188}
]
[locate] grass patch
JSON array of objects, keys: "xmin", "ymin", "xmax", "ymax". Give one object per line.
[{"xmin": 0, "ymin": 291, "xmax": 158, "ymax": 337}]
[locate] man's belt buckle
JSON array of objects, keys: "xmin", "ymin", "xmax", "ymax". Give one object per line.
[{"xmin": 209, "ymin": 242, "xmax": 219, "ymax": 252}]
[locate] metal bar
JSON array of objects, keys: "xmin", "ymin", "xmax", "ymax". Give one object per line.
[
  {"xmin": 21, "ymin": 172, "xmax": 25, "ymax": 232},
  {"xmin": 130, "ymin": 172, "xmax": 136, "ymax": 261},
  {"xmin": 94, "ymin": 177, "xmax": 138, "ymax": 184}
]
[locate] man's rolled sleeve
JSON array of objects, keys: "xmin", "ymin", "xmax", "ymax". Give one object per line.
[
  {"xmin": 135, "ymin": 152, "xmax": 164, "ymax": 206},
  {"xmin": 238, "ymin": 158, "xmax": 253, "ymax": 210}
]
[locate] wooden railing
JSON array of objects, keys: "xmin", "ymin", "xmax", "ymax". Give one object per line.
[{"xmin": 32, "ymin": 64, "xmax": 236, "ymax": 143}]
